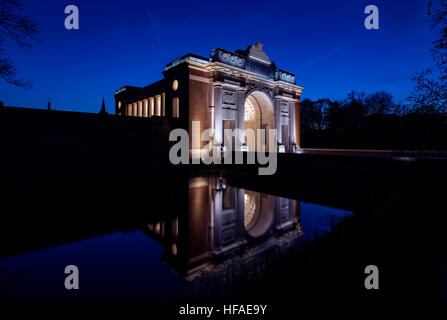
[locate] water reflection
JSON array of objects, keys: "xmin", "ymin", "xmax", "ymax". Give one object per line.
[
  {"xmin": 0, "ymin": 175, "xmax": 351, "ymax": 299},
  {"xmin": 142, "ymin": 176, "xmax": 348, "ymax": 281}
]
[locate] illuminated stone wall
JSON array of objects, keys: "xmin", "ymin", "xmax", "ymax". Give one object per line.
[{"xmin": 114, "ymin": 43, "xmax": 304, "ymax": 154}]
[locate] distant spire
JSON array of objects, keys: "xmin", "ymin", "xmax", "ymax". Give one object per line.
[
  {"xmin": 47, "ymin": 99, "xmax": 51, "ymax": 111},
  {"xmin": 99, "ymin": 97, "xmax": 107, "ymax": 115}
]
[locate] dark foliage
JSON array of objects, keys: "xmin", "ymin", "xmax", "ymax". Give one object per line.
[
  {"xmin": 0, "ymin": 0, "xmax": 39, "ymax": 88},
  {"xmin": 301, "ymin": 91, "xmax": 447, "ymax": 151},
  {"xmin": 408, "ymin": 0, "xmax": 447, "ymax": 112}
]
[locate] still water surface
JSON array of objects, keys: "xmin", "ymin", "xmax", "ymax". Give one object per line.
[{"xmin": 0, "ymin": 176, "xmax": 351, "ymax": 300}]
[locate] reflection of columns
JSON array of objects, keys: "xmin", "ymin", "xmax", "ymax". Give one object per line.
[
  {"xmin": 273, "ymin": 197, "xmax": 297, "ymax": 234},
  {"xmin": 290, "ymin": 200, "xmax": 296, "ymax": 224},
  {"xmin": 213, "ymin": 189, "xmax": 222, "ymax": 251},
  {"xmin": 237, "ymin": 188, "xmax": 245, "ymax": 240},
  {"xmin": 213, "ymin": 84, "xmax": 223, "ymax": 146},
  {"xmin": 236, "ymin": 89, "xmax": 246, "ymax": 149},
  {"xmin": 295, "ymin": 200, "xmax": 302, "ymax": 234},
  {"xmin": 274, "ymin": 197, "xmax": 281, "ymax": 233},
  {"xmin": 274, "ymin": 97, "xmax": 282, "ymax": 144}
]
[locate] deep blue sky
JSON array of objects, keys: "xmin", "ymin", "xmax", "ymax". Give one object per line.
[{"xmin": 0, "ymin": 0, "xmax": 437, "ymax": 113}]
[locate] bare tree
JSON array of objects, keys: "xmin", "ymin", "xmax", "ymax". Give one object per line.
[
  {"xmin": 0, "ymin": 0, "xmax": 39, "ymax": 88},
  {"xmin": 408, "ymin": 0, "xmax": 447, "ymax": 112},
  {"xmin": 409, "ymin": 69, "xmax": 447, "ymax": 113},
  {"xmin": 429, "ymin": 0, "xmax": 447, "ymax": 79},
  {"xmin": 365, "ymin": 91, "xmax": 396, "ymax": 115}
]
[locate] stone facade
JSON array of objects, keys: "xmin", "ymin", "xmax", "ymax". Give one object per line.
[{"xmin": 115, "ymin": 42, "xmax": 303, "ymax": 154}]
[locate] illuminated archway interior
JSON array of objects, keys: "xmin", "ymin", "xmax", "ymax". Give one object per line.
[
  {"xmin": 244, "ymin": 91, "xmax": 275, "ymax": 152},
  {"xmin": 244, "ymin": 190, "xmax": 274, "ymax": 237}
]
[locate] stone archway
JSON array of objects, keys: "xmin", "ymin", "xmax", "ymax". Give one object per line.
[{"xmin": 243, "ymin": 90, "xmax": 275, "ymax": 152}]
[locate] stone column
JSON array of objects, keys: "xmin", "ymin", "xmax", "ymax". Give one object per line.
[
  {"xmin": 143, "ymin": 99, "xmax": 148, "ymax": 117},
  {"xmin": 236, "ymin": 89, "xmax": 246, "ymax": 149},
  {"xmin": 289, "ymin": 100, "xmax": 296, "ymax": 150},
  {"xmin": 213, "ymin": 84, "xmax": 223, "ymax": 147},
  {"xmin": 150, "ymin": 97, "xmax": 154, "ymax": 117},
  {"xmin": 155, "ymin": 95, "xmax": 161, "ymax": 116},
  {"xmin": 138, "ymin": 101, "xmax": 143, "ymax": 117},
  {"xmin": 275, "ymin": 97, "xmax": 282, "ymax": 145}
]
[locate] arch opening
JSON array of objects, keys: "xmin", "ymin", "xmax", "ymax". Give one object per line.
[
  {"xmin": 244, "ymin": 190, "xmax": 275, "ymax": 238},
  {"xmin": 243, "ymin": 91, "xmax": 274, "ymax": 152}
]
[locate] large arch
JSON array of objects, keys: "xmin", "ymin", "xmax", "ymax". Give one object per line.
[
  {"xmin": 243, "ymin": 90, "xmax": 275, "ymax": 152},
  {"xmin": 244, "ymin": 190, "xmax": 275, "ymax": 237}
]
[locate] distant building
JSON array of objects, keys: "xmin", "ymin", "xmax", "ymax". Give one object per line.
[{"xmin": 114, "ymin": 42, "xmax": 303, "ymax": 154}]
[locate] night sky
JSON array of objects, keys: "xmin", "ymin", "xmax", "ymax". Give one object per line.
[{"xmin": 0, "ymin": 0, "xmax": 436, "ymax": 113}]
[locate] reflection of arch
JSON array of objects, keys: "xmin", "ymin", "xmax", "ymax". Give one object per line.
[
  {"xmin": 244, "ymin": 190, "xmax": 274, "ymax": 237},
  {"xmin": 244, "ymin": 90, "xmax": 275, "ymax": 152}
]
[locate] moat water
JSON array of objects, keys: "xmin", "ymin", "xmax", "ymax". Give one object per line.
[{"xmin": 0, "ymin": 176, "xmax": 351, "ymax": 300}]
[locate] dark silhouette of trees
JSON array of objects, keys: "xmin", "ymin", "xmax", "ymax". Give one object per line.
[
  {"xmin": 429, "ymin": 0, "xmax": 447, "ymax": 80},
  {"xmin": 408, "ymin": 0, "xmax": 447, "ymax": 112},
  {"xmin": 301, "ymin": 2, "xmax": 447, "ymax": 151},
  {"xmin": 301, "ymin": 98, "xmax": 326, "ymax": 131},
  {"xmin": 0, "ymin": 0, "xmax": 39, "ymax": 88},
  {"xmin": 365, "ymin": 91, "xmax": 396, "ymax": 115},
  {"xmin": 324, "ymin": 100, "xmax": 344, "ymax": 133},
  {"xmin": 409, "ymin": 70, "xmax": 447, "ymax": 113},
  {"xmin": 300, "ymin": 90, "xmax": 447, "ymax": 151},
  {"xmin": 302, "ymin": 91, "xmax": 398, "ymax": 137}
]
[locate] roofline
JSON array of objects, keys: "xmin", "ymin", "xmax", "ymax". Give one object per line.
[{"xmin": 165, "ymin": 53, "xmax": 209, "ymax": 71}]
